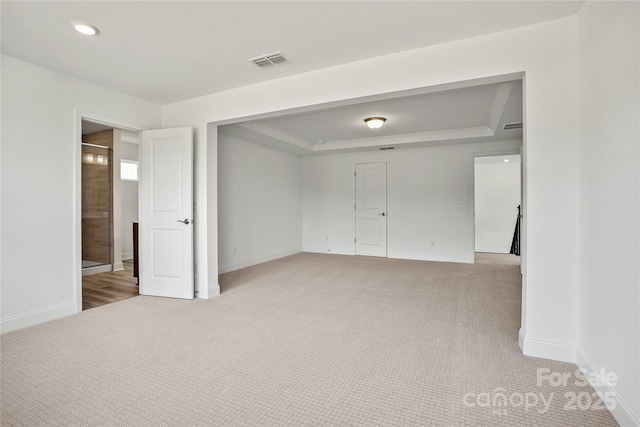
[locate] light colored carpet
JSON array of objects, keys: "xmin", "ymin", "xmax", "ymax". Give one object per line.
[
  {"xmin": 474, "ymin": 252, "xmax": 521, "ymax": 266},
  {"xmin": 1, "ymin": 253, "xmax": 617, "ymax": 426}
]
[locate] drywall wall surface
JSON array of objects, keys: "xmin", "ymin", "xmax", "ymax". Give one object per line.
[
  {"xmin": 1, "ymin": 55, "xmax": 161, "ymax": 332},
  {"xmin": 474, "ymin": 160, "xmax": 521, "ymax": 253},
  {"xmin": 218, "ymin": 133, "xmax": 302, "ymax": 273},
  {"xmin": 303, "ymin": 141, "xmax": 521, "ymax": 263},
  {"xmin": 120, "ymin": 142, "xmax": 139, "ymax": 260},
  {"xmin": 577, "ymin": 1, "xmax": 640, "ymax": 424}
]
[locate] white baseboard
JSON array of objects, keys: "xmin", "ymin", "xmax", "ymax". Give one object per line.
[
  {"xmin": 576, "ymin": 347, "xmax": 640, "ymax": 427},
  {"xmin": 518, "ymin": 328, "xmax": 525, "ymax": 352},
  {"xmin": 81, "ymin": 264, "xmax": 112, "ymax": 276},
  {"xmin": 113, "ymin": 262, "xmax": 124, "ymax": 271},
  {"xmin": 303, "ymin": 248, "xmax": 354, "ymax": 256},
  {"xmin": 196, "ymin": 283, "xmax": 221, "ymax": 299},
  {"xmin": 218, "ymin": 249, "xmax": 301, "ymax": 274},
  {"xmin": 521, "ymin": 335, "xmax": 577, "ymax": 363},
  {"xmin": 1, "ymin": 302, "xmax": 76, "ymax": 334},
  {"xmin": 122, "ymin": 252, "xmax": 133, "ymax": 260}
]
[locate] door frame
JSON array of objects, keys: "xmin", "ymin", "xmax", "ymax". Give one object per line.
[
  {"xmin": 353, "ymin": 161, "xmax": 388, "ymax": 257},
  {"xmin": 73, "ymin": 111, "xmax": 146, "ymax": 313},
  {"xmin": 470, "ymin": 148, "xmax": 524, "ymax": 265}
]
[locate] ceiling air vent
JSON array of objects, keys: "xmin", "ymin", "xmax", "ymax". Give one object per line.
[
  {"xmin": 379, "ymin": 147, "xmax": 395, "ymax": 151},
  {"xmin": 248, "ymin": 52, "xmax": 291, "ymax": 68},
  {"xmin": 503, "ymin": 121, "xmax": 523, "ymax": 130}
]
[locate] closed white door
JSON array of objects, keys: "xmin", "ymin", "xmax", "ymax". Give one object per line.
[
  {"xmin": 139, "ymin": 127, "xmax": 194, "ymax": 299},
  {"xmin": 355, "ymin": 162, "xmax": 387, "ymax": 257}
]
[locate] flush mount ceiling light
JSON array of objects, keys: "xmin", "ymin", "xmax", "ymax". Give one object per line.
[
  {"xmin": 72, "ymin": 21, "xmax": 99, "ymax": 36},
  {"xmin": 504, "ymin": 159, "xmax": 510, "ymax": 163},
  {"xmin": 364, "ymin": 117, "xmax": 386, "ymax": 129}
]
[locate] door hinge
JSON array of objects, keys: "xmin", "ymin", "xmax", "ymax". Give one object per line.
[
  {"xmin": 354, "ymin": 171, "xmax": 356, "ymax": 177},
  {"xmin": 354, "ymin": 238, "xmax": 356, "ymax": 243},
  {"xmin": 354, "ymin": 204, "xmax": 356, "ymax": 210}
]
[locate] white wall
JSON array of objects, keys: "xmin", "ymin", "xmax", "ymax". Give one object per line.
[
  {"xmin": 120, "ymin": 142, "xmax": 139, "ymax": 260},
  {"xmin": 218, "ymin": 133, "xmax": 302, "ymax": 273},
  {"xmin": 474, "ymin": 159, "xmax": 521, "ymax": 254},
  {"xmin": 304, "ymin": 141, "xmax": 521, "ymax": 263},
  {"xmin": 163, "ymin": 16, "xmax": 580, "ymax": 363},
  {"xmin": 0, "ymin": 55, "xmax": 161, "ymax": 332},
  {"xmin": 112, "ymin": 129, "xmax": 123, "ymax": 271},
  {"xmin": 577, "ymin": 1, "xmax": 640, "ymax": 425}
]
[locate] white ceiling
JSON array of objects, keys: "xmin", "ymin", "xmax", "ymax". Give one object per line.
[
  {"xmin": 220, "ymin": 80, "xmax": 523, "ymax": 155},
  {"xmin": 1, "ymin": 1, "xmax": 583, "ymax": 105}
]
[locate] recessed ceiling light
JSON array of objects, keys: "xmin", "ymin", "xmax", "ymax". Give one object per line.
[
  {"xmin": 317, "ymin": 140, "xmax": 324, "ymax": 144},
  {"xmin": 364, "ymin": 117, "xmax": 386, "ymax": 129},
  {"xmin": 504, "ymin": 159, "xmax": 510, "ymax": 163},
  {"xmin": 72, "ymin": 22, "xmax": 99, "ymax": 36}
]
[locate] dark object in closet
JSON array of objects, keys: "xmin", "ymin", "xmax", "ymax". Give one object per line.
[
  {"xmin": 133, "ymin": 222, "xmax": 139, "ymax": 284},
  {"xmin": 510, "ymin": 205, "xmax": 521, "ymax": 256}
]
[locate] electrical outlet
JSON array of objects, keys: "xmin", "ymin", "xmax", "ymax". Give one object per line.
[
  {"xmin": 233, "ymin": 246, "xmax": 238, "ymax": 255},
  {"xmin": 430, "ymin": 241, "xmax": 436, "ymax": 247},
  {"xmin": 325, "ymin": 235, "xmax": 329, "ymax": 241}
]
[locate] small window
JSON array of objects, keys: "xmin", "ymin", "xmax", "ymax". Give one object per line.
[{"xmin": 121, "ymin": 160, "xmax": 139, "ymax": 181}]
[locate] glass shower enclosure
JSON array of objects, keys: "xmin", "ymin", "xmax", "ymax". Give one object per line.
[{"xmin": 81, "ymin": 143, "xmax": 113, "ymax": 274}]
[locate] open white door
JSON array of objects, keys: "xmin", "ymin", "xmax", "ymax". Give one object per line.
[
  {"xmin": 139, "ymin": 127, "xmax": 194, "ymax": 299},
  {"xmin": 355, "ymin": 162, "xmax": 387, "ymax": 257}
]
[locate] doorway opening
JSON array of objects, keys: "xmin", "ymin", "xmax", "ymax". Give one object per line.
[
  {"xmin": 81, "ymin": 133, "xmax": 113, "ymax": 275},
  {"xmin": 473, "ymin": 154, "xmax": 522, "ymax": 263},
  {"xmin": 80, "ymin": 118, "xmax": 141, "ymax": 310}
]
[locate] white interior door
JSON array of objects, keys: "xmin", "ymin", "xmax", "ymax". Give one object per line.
[
  {"xmin": 355, "ymin": 162, "xmax": 387, "ymax": 257},
  {"xmin": 139, "ymin": 127, "xmax": 194, "ymax": 299}
]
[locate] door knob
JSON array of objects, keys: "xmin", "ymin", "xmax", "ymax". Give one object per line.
[
  {"xmin": 177, "ymin": 219, "xmax": 191, "ymax": 225},
  {"xmin": 379, "ymin": 212, "xmax": 386, "ymax": 216}
]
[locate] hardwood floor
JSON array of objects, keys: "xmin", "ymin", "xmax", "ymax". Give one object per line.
[{"xmin": 82, "ymin": 260, "xmax": 138, "ymax": 310}]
